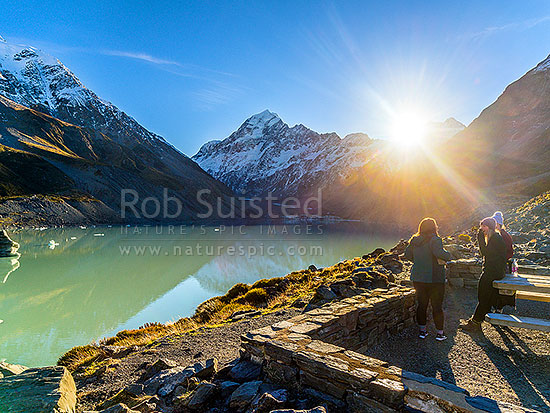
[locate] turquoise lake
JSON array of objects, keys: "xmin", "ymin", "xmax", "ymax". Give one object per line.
[{"xmin": 0, "ymin": 224, "xmax": 400, "ymax": 367}]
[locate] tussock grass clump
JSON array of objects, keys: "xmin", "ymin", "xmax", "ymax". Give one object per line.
[
  {"xmin": 220, "ymin": 283, "xmax": 250, "ymax": 303},
  {"xmin": 215, "ymin": 302, "xmax": 256, "ymax": 320},
  {"xmin": 58, "ymin": 318, "xmax": 198, "ymax": 371},
  {"xmin": 251, "ymin": 277, "xmax": 283, "ymax": 289},
  {"xmin": 238, "ymin": 287, "xmax": 268, "ymax": 305},
  {"xmin": 194, "ymin": 297, "xmax": 225, "ymax": 323},
  {"xmin": 58, "ymin": 345, "xmax": 106, "ymax": 372}
]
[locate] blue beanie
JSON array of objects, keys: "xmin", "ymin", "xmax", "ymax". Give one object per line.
[{"xmin": 491, "ymin": 211, "xmax": 504, "ymax": 226}]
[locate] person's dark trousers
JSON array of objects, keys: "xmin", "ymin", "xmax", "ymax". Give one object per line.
[
  {"xmin": 473, "ymin": 272, "xmax": 503, "ymax": 322},
  {"xmin": 413, "ymin": 282, "xmax": 445, "ymax": 330}
]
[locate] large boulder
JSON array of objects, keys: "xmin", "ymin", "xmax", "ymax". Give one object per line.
[
  {"xmin": 228, "ymin": 360, "xmax": 261, "ymax": 382},
  {"xmin": 142, "ymin": 357, "xmax": 177, "ymax": 380},
  {"xmin": 184, "ymin": 382, "xmax": 217, "ymax": 410},
  {"xmin": 195, "ymin": 358, "xmax": 218, "ymax": 379},
  {"xmin": 229, "ymin": 380, "xmax": 262, "ymax": 411},
  {"xmin": 363, "ymin": 247, "xmax": 385, "ymax": 259},
  {"xmin": 220, "ymin": 380, "xmax": 240, "ymax": 398},
  {"xmin": 0, "ymin": 366, "xmax": 76, "ymax": 412},
  {"xmin": 144, "ymin": 365, "xmax": 198, "ymax": 396},
  {"xmin": 376, "ymin": 253, "xmax": 403, "ymax": 274},
  {"xmin": 250, "ymin": 389, "xmax": 288, "ymax": 413},
  {"xmin": 313, "ymin": 285, "xmax": 337, "ymax": 302}
]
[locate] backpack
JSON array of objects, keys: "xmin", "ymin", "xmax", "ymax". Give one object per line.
[{"xmin": 430, "ymin": 238, "xmax": 446, "ymax": 283}]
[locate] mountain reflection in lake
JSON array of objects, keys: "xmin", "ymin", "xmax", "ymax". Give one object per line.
[{"xmin": 0, "ymin": 224, "xmax": 400, "ymax": 366}]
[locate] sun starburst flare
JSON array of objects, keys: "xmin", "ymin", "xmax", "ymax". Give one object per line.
[{"xmin": 389, "ymin": 110, "xmax": 429, "ymax": 147}]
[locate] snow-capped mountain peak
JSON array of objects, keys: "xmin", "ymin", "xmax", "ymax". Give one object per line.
[
  {"xmin": 192, "ymin": 112, "xmax": 380, "ymax": 196},
  {"xmin": 534, "ymin": 54, "xmax": 550, "ymax": 73},
  {"xmin": 245, "ymin": 109, "xmax": 281, "ymax": 126},
  {"xmin": 1, "ymin": 40, "xmax": 85, "ymax": 111},
  {"xmin": 235, "ymin": 110, "xmax": 283, "ymax": 137},
  {"xmin": 440, "ymin": 117, "xmax": 465, "ymax": 129},
  {"xmin": 0, "ymin": 37, "xmax": 165, "ymax": 145}
]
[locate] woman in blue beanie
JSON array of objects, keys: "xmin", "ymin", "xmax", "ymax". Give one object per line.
[{"xmin": 460, "ymin": 217, "xmax": 507, "ymax": 332}]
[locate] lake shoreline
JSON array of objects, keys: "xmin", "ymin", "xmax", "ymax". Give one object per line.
[
  {"xmin": 57, "ymin": 239, "xmax": 408, "ymax": 371},
  {"xmin": 58, "ymin": 239, "xmax": 410, "ymax": 411},
  {"xmin": 0, "ymin": 194, "xmax": 413, "ymax": 232},
  {"xmin": 1, "ymin": 224, "xmax": 403, "ymax": 367}
]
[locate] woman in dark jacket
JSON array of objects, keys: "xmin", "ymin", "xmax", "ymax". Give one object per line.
[
  {"xmin": 460, "ymin": 217, "xmax": 507, "ymax": 332},
  {"xmin": 404, "ymin": 218, "xmax": 451, "ymax": 341}
]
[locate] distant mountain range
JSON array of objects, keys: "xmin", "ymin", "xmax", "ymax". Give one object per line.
[
  {"xmin": 193, "ymin": 54, "xmax": 550, "ymax": 227},
  {"xmin": 193, "ymin": 110, "xmax": 465, "ymax": 198},
  {"xmin": 192, "ymin": 110, "xmax": 472, "ymax": 225},
  {"xmin": 0, "ymin": 37, "xmax": 234, "ymax": 225},
  {"xmin": 1, "ymin": 35, "xmax": 549, "ymax": 228}
]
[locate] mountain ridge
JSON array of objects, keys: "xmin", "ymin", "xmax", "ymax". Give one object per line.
[
  {"xmin": 444, "ymin": 52, "xmax": 550, "ymax": 195},
  {"xmin": 0, "ymin": 39, "xmax": 236, "ymax": 224},
  {"xmin": 192, "ymin": 110, "xmax": 387, "ymax": 197},
  {"xmin": 192, "ymin": 109, "xmax": 465, "ymax": 198},
  {"xmin": 0, "ymin": 39, "xmax": 167, "ymax": 147}
]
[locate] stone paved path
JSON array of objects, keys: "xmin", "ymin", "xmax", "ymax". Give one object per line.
[{"xmin": 363, "ymin": 287, "xmax": 550, "ymax": 412}]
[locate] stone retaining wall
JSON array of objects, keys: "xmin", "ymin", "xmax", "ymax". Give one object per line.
[
  {"xmin": 307, "ymin": 288, "xmax": 416, "ymax": 352},
  {"xmin": 240, "ymin": 287, "xmax": 535, "ymax": 412},
  {"xmin": 446, "ymin": 259, "xmax": 482, "ymax": 288}
]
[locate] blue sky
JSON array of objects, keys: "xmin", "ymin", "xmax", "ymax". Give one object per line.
[{"xmin": 2, "ymin": 0, "xmax": 550, "ymax": 155}]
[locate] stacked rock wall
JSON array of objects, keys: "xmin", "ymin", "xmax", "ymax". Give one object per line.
[
  {"xmin": 307, "ymin": 289, "xmax": 416, "ymax": 352},
  {"xmin": 240, "ymin": 286, "xmax": 534, "ymax": 412},
  {"xmin": 446, "ymin": 259, "xmax": 482, "ymax": 288}
]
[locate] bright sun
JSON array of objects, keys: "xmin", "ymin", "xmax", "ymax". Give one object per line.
[{"xmin": 390, "ymin": 111, "xmax": 429, "ymax": 147}]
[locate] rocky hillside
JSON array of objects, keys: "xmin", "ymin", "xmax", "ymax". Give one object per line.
[
  {"xmin": 431, "ymin": 190, "xmax": 550, "ymax": 270},
  {"xmin": 445, "ymin": 54, "xmax": 550, "ymax": 195},
  {"xmin": 0, "ymin": 39, "xmax": 236, "ymax": 224},
  {"xmin": 505, "ymin": 190, "xmax": 550, "ymax": 266}
]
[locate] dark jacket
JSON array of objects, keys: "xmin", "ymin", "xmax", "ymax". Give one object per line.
[
  {"xmin": 404, "ymin": 234, "xmax": 451, "ymax": 283},
  {"xmin": 477, "ymin": 230, "xmax": 507, "ymax": 279}
]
